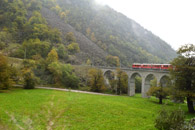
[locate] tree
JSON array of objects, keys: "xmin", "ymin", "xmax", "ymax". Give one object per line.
[
  {"xmin": 57, "ymin": 44, "xmax": 68, "ymax": 60},
  {"xmin": 147, "ymin": 86, "xmax": 170, "ymax": 104},
  {"xmin": 147, "ymin": 78, "xmax": 170, "ymax": 104},
  {"xmin": 22, "ymin": 39, "xmax": 51, "ymax": 58},
  {"xmin": 170, "ymin": 44, "xmax": 195, "ymax": 113},
  {"xmin": 48, "ymin": 62, "xmax": 79, "ymax": 88},
  {"xmin": 0, "ymin": 54, "xmax": 12, "ymax": 90},
  {"xmin": 106, "ymin": 55, "xmax": 120, "ymax": 67},
  {"xmin": 51, "ymin": 5, "xmax": 62, "ymax": 15},
  {"xmin": 0, "ymin": 31, "xmax": 12, "ymax": 50},
  {"xmin": 66, "ymin": 32, "xmax": 76, "ymax": 43},
  {"xmin": 88, "ymin": 68, "xmax": 105, "ymax": 92},
  {"xmin": 46, "ymin": 49, "xmax": 58, "ymax": 64},
  {"xmin": 135, "ymin": 76, "xmax": 142, "ymax": 93},
  {"xmin": 67, "ymin": 42, "xmax": 80, "ymax": 54},
  {"xmin": 27, "ymin": 0, "xmax": 42, "ymax": 11},
  {"xmin": 22, "ymin": 59, "xmax": 36, "ymax": 89},
  {"xmin": 116, "ymin": 69, "xmax": 128, "ymax": 95},
  {"xmin": 86, "ymin": 59, "xmax": 92, "ymax": 65},
  {"xmin": 23, "ymin": 67, "xmax": 36, "ymax": 89},
  {"xmin": 108, "ymin": 72, "xmax": 117, "ymax": 93}
]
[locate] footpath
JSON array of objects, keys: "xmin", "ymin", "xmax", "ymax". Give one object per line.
[{"xmin": 36, "ymin": 87, "xmax": 116, "ymax": 96}]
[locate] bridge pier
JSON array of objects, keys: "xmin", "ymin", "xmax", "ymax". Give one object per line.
[{"xmin": 129, "ymin": 80, "xmax": 135, "ymax": 96}]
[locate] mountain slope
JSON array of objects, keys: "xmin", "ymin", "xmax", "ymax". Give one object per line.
[
  {"xmin": 0, "ymin": 0, "xmax": 177, "ymax": 67},
  {"xmin": 55, "ymin": 0, "xmax": 176, "ymax": 65},
  {"xmin": 41, "ymin": 7, "xmax": 107, "ymax": 65}
]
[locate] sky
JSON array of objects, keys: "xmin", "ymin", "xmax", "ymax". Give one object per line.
[{"xmin": 95, "ymin": 0, "xmax": 195, "ymax": 50}]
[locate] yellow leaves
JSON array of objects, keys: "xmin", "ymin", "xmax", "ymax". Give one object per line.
[
  {"xmin": 67, "ymin": 42, "xmax": 80, "ymax": 54},
  {"xmin": 0, "ymin": 54, "xmax": 13, "ymax": 89},
  {"xmin": 88, "ymin": 68, "xmax": 105, "ymax": 92},
  {"xmin": 46, "ymin": 49, "xmax": 58, "ymax": 64},
  {"xmin": 51, "ymin": 5, "xmax": 62, "ymax": 15},
  {"xmin": 86, "ymin": 59, "xmax": 91, "ymax": 65},
  {"xmin": 60, "ymin": 10, "xmax": 69, "ymax": 20},
  {"xmin": 66, "ymin": 32, "xmax": 76, "ymax": 42},
  {"xmin": 106, "ymin": 55, "xmax": 120, "ymax": 67}
]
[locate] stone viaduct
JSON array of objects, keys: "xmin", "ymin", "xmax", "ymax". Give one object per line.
[{"xmin": 98, "ymin": 66, "xmax": 169, "ymax": 98}]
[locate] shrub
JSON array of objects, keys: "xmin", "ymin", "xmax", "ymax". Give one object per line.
[
  {"xmin": 155, "ymin": 108, "xmax": 185, "ymax": 130},
  {"xmin": 182, "ymin": 118, "xmax": 195, "ymax": 130},
  {"xmin": 23, "ymin": 68, "xmax": 35, "ymax": 89},
  {"xmin": 0, "ymin": 54, "xmax": 12, "ymax": 90},
  {"xmin": 48, "ymin": 62, "xmax": 79, "ymax": 89}
]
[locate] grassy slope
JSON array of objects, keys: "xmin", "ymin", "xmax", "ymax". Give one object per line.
[{"xmin": 0, "ymin": 89, "xmax": 194, "ymax": 130}]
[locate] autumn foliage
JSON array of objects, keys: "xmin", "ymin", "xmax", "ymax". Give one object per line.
[
  {"xmin": 88, "ymin": 68, "xmax": 105, "ymax": 92},
  {"xmin": 0, "ymin": 54, "xmax": 12, "ymax": 90}
]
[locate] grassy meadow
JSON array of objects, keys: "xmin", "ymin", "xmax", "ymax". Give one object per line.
[{"xmin": 0, "ymin": 88, "xmax": 194, "ymax": 130}]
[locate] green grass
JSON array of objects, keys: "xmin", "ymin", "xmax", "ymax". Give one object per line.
[{"xmin": 0, "ymin": 89, "xmax": 194, "ymax": 130}]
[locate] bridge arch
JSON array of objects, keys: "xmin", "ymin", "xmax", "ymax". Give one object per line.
[
  {"xmin": 103, "ymin": 70, "xmax": 115, "ymax": 88},
  {"xmin": 160, "ymin": 75, "xmax": 170, "ymax": 87},
  {"xmin": 142, "ymin": 73, "xmax": 156, "ymax": 97},
  {"xmin": 128, "ymin": 72, "xmax": 142, "ymax": 96}
]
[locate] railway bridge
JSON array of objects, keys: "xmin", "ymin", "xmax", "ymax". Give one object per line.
[{"xmin": 97, "ymin": 66, "xmax": 170, "ymax": 98}]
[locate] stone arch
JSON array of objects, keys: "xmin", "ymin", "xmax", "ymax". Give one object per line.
[
  {"xmin": 129, "ymin": 72, "xmax": 142, "ymax": 96},
  {"xmin": 103, "ymin": 70, "xmax": 115, "ymax": 88},
  {"xmin": 160, "ymin": 75, "xmax": 170, "ymax": 87},
  {"xmin": 143, "ymin": 73, "xmax": 156, "ymax": 98},
  {"xmin": 104, "ymin": 70, "xmax": 114, "ymax": 79}
]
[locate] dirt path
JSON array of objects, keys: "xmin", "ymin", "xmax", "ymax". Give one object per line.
[{"xmin": 36, "ymin": 87, "xmax": 117, "ymax": 96}]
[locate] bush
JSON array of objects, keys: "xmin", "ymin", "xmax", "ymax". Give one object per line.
[
  {"xmin": 0, "ymin": 54, "xmax": 12, "ymax": 90},
  {"xmin": 182, "ymin": 118, "xmax": 195, "ymax": 130},
  {"xmin": 48, "ymin": 62, "xmax": 79, "ymax": 89},
  {"xmin": 155, "ymin": 108, "xmax": 185, "ymax": 130},
  {"xmin": 23, "ymin": 69, "xmax": 36, "ymax": 89}
]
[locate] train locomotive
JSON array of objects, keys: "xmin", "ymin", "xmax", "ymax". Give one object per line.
[{"xmin": 132, "ymin": 63, "xmax": 172, "ymax": 70}]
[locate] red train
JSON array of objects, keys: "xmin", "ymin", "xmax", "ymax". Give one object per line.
[{"xmin": 132, "ymin": 63, "xmax": 172, "ymax": 70}]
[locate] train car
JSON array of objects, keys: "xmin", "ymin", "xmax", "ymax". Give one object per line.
[
  {"xmin": 132, "ymin": 63, "xmax": 142, "ymax": 69},
  {"xmin": 161, "ymin": 64, "xmax": 172, "ymax": 70},
  {"xmin": 132, "ymin": 63, "xmax": 172, "ymax": 70}
]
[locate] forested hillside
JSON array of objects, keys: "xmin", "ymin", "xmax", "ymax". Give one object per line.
[{"xmin": 0, "ymin": 0, "xmax": 176, "ymax": 67}]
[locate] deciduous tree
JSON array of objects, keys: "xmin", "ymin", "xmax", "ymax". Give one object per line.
[
  {"xmin": 106, "ymin": 55, "xmax": 120, "ymax": 67},
  {"xmin": 22, "ymin": 59, "xmax": 36, "ymax": 89},
  {"xmin": 170, "ymin": 44, "xmax": 195, "ymax": 113},
  {"xmin": 147, "ymin": 86, "xmax": 170, "ymax": 104},
  {"xmin": 67, "ymin": 42, "xmax": 80, "ymax": 54},
  {"xmin": 88, "ymin": 68, "xmax": 105, "ymax": 92},
  {"xmin": 66, "ymin": 32, "xmax": 76, "ymax": 43},
  {"xmin": 147, "ymin": 78, "xmax": 170, "ymax": 104},
  {"xmin": 0, "ymin": 54, "xmax": 12, "ymax": 90},
  {"xmin": 116, "ymin": 69, "xmax": 128, "ymax": 95},
  {"xmin": 46, "ymin": 49, "xmax": 58, "ymax": 64},
  {"xmin": 48, "ymin": 62, "xmax": 79, "ymax": 88}
]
